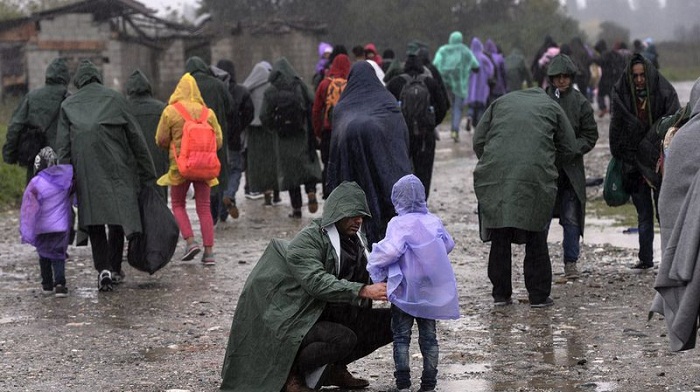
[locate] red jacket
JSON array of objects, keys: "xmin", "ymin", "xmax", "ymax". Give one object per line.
[{"xmin": 312, "ymin": 54, "xmax": 351, "ymax": 138}]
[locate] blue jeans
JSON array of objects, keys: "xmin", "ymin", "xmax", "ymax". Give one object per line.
[
  {"xmin": 39, "ymin": 257, "xmax": 65, "ymax": 290},
  {"xmin": 219, "ymin": 149, "xmax": 243, "ymax": 221},
  {"xmin": 558, "ymin": 184, "xmax": 581, "ymax": 263},
  {"xmin": 630, "ymin": 181, "xmax": 658, "ymax": 264},
  {"xmin": 448, "ymin": 91, "xmax": 465, "ymax": 133},
  {"xmin": 391, "ymin": 305, "xmax": 438, "ymax": 391}
]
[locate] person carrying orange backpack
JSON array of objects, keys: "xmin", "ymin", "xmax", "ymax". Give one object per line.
[
  {"xmin": 156, "ymin": 73, "xmax": 223, "ymax": 265},
  {"xmin": 312, "ymin": 54, "xmax": 351, "ymax": 199}
]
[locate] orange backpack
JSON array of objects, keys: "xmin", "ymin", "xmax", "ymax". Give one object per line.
[
  {"xmin": 323, "ymin": 77, "xmax": 347, "ymax": 130},
  {"xmin": 170, "ymin": 102, "xmax": 220, "ymax": 181}
]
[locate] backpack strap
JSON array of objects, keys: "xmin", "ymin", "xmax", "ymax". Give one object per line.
[{"xmin": 172, "ymin": 102, "xmax": 193, "ymax": 122}]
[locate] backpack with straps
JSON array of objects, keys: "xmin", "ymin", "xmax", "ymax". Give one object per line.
[
  {"xmin": 170, "ymin": 102, "xmax": 220, "ymax": 181},
  {"xmin": 272, "ymin": 82, "xmax": 307, "ymax": 137},
  {"xmin": 399, "ymin": 74, "xmax": 436, "ymax": 137},
  {"xmin": 323, "ymin": 77, "xmax": 347, "ymax": 130}
]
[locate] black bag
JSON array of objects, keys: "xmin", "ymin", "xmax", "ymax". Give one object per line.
[
  {"xmin": 399, "ymin": 74, "xmax": 436, "ymax": 137},
  {"xmin": 272, "ymin": 82, "xmax": 306, "ymax": 137},
  {"xmin": 16, "ymin": 126, "xmax": 47, "ymax": 167},
  {"xmin": 127, "ymin": 184, "xmax": 179, "ymax": 274}
]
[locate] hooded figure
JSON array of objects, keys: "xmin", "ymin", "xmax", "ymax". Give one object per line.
[
  {"xmin": 467, "ymin": 37, "xmax": 495, "ymax": 126},
  {"xmin": 3, "ymin": 57, "xmax": 70, "ymax": 183},
  {"xmin": 484, "ymin": 39, "xmax": 507, "ymax": 99},
  {"xmin": 221, "ymin": 182, "xmax": 390, "ymax": 391},
  {"xmin": 433, "ymin": 31, "xmax": 480, "ymax": 99},
  {"xmin": 260, "ymin": 57, "xmax": 321, "ymax": 206},
  {"xmin": 367, "ymin": 174, "xmax": 459, "ymax": 320},
  {"xmin": 242, "ymin": 61, "xmax": 278, "ymax": 195},
  {"xmin": 125, "ymin": 69, "xmax": 168, "ymax": 198},
  {"xmin": 649, "ymin": 78, "xmax": 700, "ymax": 351},
  {"xmin": 328, "ymin": 61, "xmax": 412, "ymax": 245},
  {"xmin": 504, "ymin": 48, "xmax": 532, "ymax": 92},
  {"xmin": 185, "ymin": 56, "xmax": 234, "ymax": 221}
]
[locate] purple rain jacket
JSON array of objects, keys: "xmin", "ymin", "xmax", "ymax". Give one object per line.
[
  {"xmin": 20, "ymin": 164, "xmax": 73, "ymax": 258},
  {"xmin": 367, "ymin": 174, "xmax": 459, "ymax": 320}
]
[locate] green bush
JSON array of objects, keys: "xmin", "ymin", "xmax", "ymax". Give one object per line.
[{"xmin": 0, "ymin": 97, "xmax": 27, "ymax": 211}]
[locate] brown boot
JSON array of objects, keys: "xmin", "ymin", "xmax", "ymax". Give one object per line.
[
  {"xmin": 284, "ymin": 370, "xmax": 315, "ymax": 392},
  {"xmin": 307, "ymin": 192, "xmax": 318, "ymax": 213},
  {"xmin": 325, "ymin": 364, "xmax": 369, "ymax": 389}
]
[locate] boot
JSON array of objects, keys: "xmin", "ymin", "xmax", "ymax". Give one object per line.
[
  {"xmin": 307, "ymin": 192, "xmax": 318, "ymax": 213},
  {"xmin": 325, "ymin": 364, "xmax": 369, "ymax": 389},
  {"xmin": 284, "ymin": 370, "xmax": 315, "ymax": 392},
  {"xmin": 263, "ymin": 191, "xmax": 272, "ymax": 206}
]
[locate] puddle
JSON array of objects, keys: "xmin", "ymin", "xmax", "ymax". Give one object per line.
[{"xmin": 548, "ymin": 217, "xmax": 660, "ymax": 254}]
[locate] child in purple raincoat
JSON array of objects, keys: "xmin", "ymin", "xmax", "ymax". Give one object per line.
[
  {"xmin": 367, "ymin": 174, "xmax": 459, "ymax": 392},
  {"xmin": 20, "ymin": 147, "xmax": 73, "ymax": 297}
]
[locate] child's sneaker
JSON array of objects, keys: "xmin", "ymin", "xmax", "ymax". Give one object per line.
[
  {"xmin": 54, "ymin": 284, "xmax": 68, "ymax": 298},
  {"xmin": 181, "ymin": 242, "xmax": 201, "ymax": 261},
  {"xmin": 98, "ymin": 270, "xmax": 113, "ymax": 292},
  {"xmin": 201, "ymin": 253, "xmax": 216, "ymax": 266},
  {"xmin": 42, "ymin": 286, "xmax": 54, "ymax": 296}
]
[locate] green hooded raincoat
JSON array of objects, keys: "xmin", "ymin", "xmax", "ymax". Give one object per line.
[
  {"xmin": 220, "ymin": 182, "xmax": 371, "ymax": 391},
  {"xmin": 433, "ymin": 31, "xmax": 480, "ymax": 98}
]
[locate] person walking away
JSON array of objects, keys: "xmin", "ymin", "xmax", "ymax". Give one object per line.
[
  {"xmin": 367, "ymin": 174, "xmax": 459, "ymax": 392},
  {"xmin": 220, "ymin": 182, "xmax": 391, "ymax": 392},
  {"xmin": 327, "ymin": 61, "xmax": 412, "ymax": 245},
  {"xmin": 484, "ymin": 39, "xmax": 507, "ymax": 104},
  {"xmin": 125, "ymin": 69, "xmax": 168, "ymax": 201},
  {"xmin": 312, "ymin": 41, "xmax": 333, "ymax": 89},
  {"xmin": 56, "ymin": 60, "xmax": 156, "ymax": 291},
  {"xmin": 592, "ymin": 39, "xmax": 625, "ymax": 118},
  {"xmin": 184, "ymin": 56, "xmax": 234, "ymax": 225},
  {"xmin": 214, "ymin": 59, "xmax": 255, "ymax": 221},
  {"xmin": 155, "ymin": 73, "xmax": 223, "ymax": 266},
  {"xmin": 609, "ymin": 53, "xmax": 679, "ymax": 270},
  {"xmin": 545, "ymin": 54, "xmax": 599, "ymax": 279},
  {"xmin": 467, "ymin": 37, "xmax": 495, "ymax": 128},
  {"xmin": 3, "ymin": 58, "xmax": 70, "ymax": 184},
  {"xmin": 260, "ymin": 57, "xmax": 321, "ymax": 219},
  {"xmin": 473, "ymin": 88, "xmax": 578, "ymax": 308},
  {"xmin": 20, "ymin": 147, "xmax": 73, "ymax": 297},
  {"xmin": 312, "ymin": 54, "xmax": 351, "ymax": 199},
  {"xmin": 242, "ymin": 61, "xmax": 281, "ymax": 206},
  {"xmin": 531, "ymin": 35, "xmax": 558, "ymax": 88},
  {"xmin": 569, "ymin": 37, "xmax": 593, "ymax": 100},
  {"xmin": 386, "ymin": 54, "xmax": 448, "ymax": 200},
  {"xmin": 433, "ymin": 31, "xmax": 480, "ymax": 142}
]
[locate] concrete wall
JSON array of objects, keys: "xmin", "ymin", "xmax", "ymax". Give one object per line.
[
  {"xmin": 156, "ymin": 39, "xmax": 186, "ymax": 102},
  {"xmin": 26, "ymin": 50, "xmax": 60, "ymax": 91}
]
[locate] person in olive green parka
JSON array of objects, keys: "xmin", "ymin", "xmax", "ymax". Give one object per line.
[
  {"xmin": 125, "ymin": 69, "xmax": 168, "ymax": 201},
  {"xmin": 545, "ymin": 54, "xmax": 599, "ymax": 278},
  {"xmin": 56, "ymin": 60, "xmax": 156, "ymax": 291},
  {"xmin": 2, "ymin": 58, "xmax": 70, "ymax": 184},
  {"xmin": 185, "ymin": 56, "xmax": 234, "ymax": 223},
  {"xmin": 221, "ymin": 182, "xmax": 391, "ymax": 392}
]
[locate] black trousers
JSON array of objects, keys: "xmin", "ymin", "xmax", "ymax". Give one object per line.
[
  {"xmin": 410, "ymin": 133, "xmax": 436, "ymax": 200},
  {"xmin": 294, "ymin": 305, "xmax": 392, "ymax": 373},
  {"xmin": 289, "ymin": 183, "xmax": 318, "ymax": 210},
  {"xmin": 488, "ymin": 228, "xmax": 551, "ymax": 304},
  {"xmin": 87, "ymin": 225, "xmax": 124, "ymax": 273}
]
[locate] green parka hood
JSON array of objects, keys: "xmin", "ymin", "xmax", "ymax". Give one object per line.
[
  {"xmin": 45, "ymin": 58, "xmax": 70, "ymax": 86},
  {"xmin": 125, "ymin": 69, "xmax": 153, "ymax": 97},
  {"xmin": 547, "ymin": 54, "xmax": 578, "ymax": 78},
  {"xmin": 268, "ymin": 57, "xmax": 301, "ymax": 90},
  {"xmin": 320, "ymin": 181, "xmax": 371, "ymax": 227},
  {"xmin": 449, "ymin": 31, "xmax": 464, "ymax": 45},
  {"xmin": 184, "ymin": 56, "xmax": 212, "ymax": 76},
  {"xmin": 73, "ymin": 60, "xmax": 102, "ymax": 89}
]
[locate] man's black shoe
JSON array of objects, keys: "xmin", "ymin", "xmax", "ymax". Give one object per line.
[{"xmin": 631, "ymin": 261, "xmax": 653, "ymax": 270}]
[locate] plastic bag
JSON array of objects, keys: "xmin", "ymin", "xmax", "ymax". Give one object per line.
[
  {"xmin": 603, "ymin": 157, "xmax": 630, "ymax": 207},
  {"xmin": 127, "ymin": 184, "xmax": 179, "ymax": 274}
]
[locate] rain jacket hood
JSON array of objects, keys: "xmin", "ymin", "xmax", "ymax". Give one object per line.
[
  {"xmin": 243, "ymin": 61, "xmax": 272, "ymax": 92},
  {"xmin": 320, "ymin": 181, "xmax": 371, "ymax": 227},
  {"xmin": 46, "ymin": 58, "xmax": 70, "ymax": 86},
  {"xmin": 328, "ymin": 54, "xmax": 351, "ymax": 79},
  {"xmin": 316, "ymin": 41, "xmax": 332, "ymax": 73},
  {"xmin": 73, "ymin": 60, "xmax": 102, "ymax": 89},
  {"xmin": 268, "ymin": 57, "xmax": 301, "ymax": 90},
  {"xmin": 392, "ymin": 174, "xmax": 428, "ymax": 215},
  {"xmin": 184, "ymin": 56, "xmax": 212, "ymax": 77},
  {"xmin": 547, "ymin": 54, "xmax": 578, "ymax": 77},
  {"xmin": 125, "ymin": 69, "xmax": 153, "ymax": 97},
  {"xmin": 168, "ymin": 73, "xmax": 205, "ymax": 105},
  {"xmin": 216, "ymin": 59, "xmax": 237, "ymax": 84}
]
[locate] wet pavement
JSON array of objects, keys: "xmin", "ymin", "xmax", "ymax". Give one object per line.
[{"xmin": 2, "ymin": 82, "xmax": 700, "ymax": 392}]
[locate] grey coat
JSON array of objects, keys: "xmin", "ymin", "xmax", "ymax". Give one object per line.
[{"xmin": 650, "ymin": 77, "xmax": 700, "ymax": 351}]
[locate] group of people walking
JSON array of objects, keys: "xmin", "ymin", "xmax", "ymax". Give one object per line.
[{"xmin": 3, "ymin": 29, "xmax": 699, "ymax": 392}]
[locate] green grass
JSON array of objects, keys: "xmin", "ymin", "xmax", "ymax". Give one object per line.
[
  {"xmin": 660, "ymin": 66, "xmax": 700, "ymax": 82},
  {"xmin": 0, "ymin": 96, "xmax": 28, "ymax": 211},
  {"xmin": 588, "ymin": 198, "xmax": 643, "ymax": 229}
]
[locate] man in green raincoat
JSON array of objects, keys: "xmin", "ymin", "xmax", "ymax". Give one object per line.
[
  {"xmin": 185, "ymin": 56, "xmax": 234, "ymax": 224},
  {"xmin": 545, "ymin": 54, "xmax": 598, "ymax": 279},
  {"xmin": 220, "ymin": 182, "xmax": 391, "ymax": 392},
  {"xmin": 56, "ymin": 60, "xmax": 156, "ymax": 291},
  {"xmin": 125, "ymin": 69, "xmax": 168, "ymax": 201},
  {"xmin": 473, "ymin": 88, "xmax": 577, "ymax": 308},
  {"xmin": 3, "ymin": 57, "xmax": 70, "ymax": 184}
]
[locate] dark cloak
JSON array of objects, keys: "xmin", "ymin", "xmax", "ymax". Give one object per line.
[{"xmin": 327, "ymin": 61, "xmax": 412, "ymax": 245}]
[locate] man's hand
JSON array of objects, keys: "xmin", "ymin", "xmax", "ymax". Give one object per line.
[{"xmin": 359, "ymin": 283, "xmax": 387, "ymax": 301}]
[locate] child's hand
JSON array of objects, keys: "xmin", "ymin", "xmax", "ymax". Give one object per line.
[{"xmin": 359, "ymin": 283, "xmax": 387, "ymax": 301}]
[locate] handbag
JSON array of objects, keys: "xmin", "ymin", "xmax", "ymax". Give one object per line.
[{"xmin": 603, "ymin": 157, "xmax": 630, "ymax": 207}]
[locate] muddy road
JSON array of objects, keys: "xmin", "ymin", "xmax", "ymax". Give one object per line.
[{"xmin": 1, "ymin": 83, "xmax": 698, "ymax": 392}]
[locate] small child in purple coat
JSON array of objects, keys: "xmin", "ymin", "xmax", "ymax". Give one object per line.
[
  {"xmin": 367, "ymin": 174, "xmax": 459, "ymax": 392},
  {"xmin": 20, "ymin": 147, "xmax": 73, "ymax": 297}
]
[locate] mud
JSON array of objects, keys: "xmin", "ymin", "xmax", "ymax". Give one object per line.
[{"xmin": 1, "ymin": 82, "xmax": 698, "ymax": 392}]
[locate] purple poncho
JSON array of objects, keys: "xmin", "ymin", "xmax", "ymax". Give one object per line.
[{"xmin": 367, "ymin": 174, "xmax": 459, "ymax": 320}]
